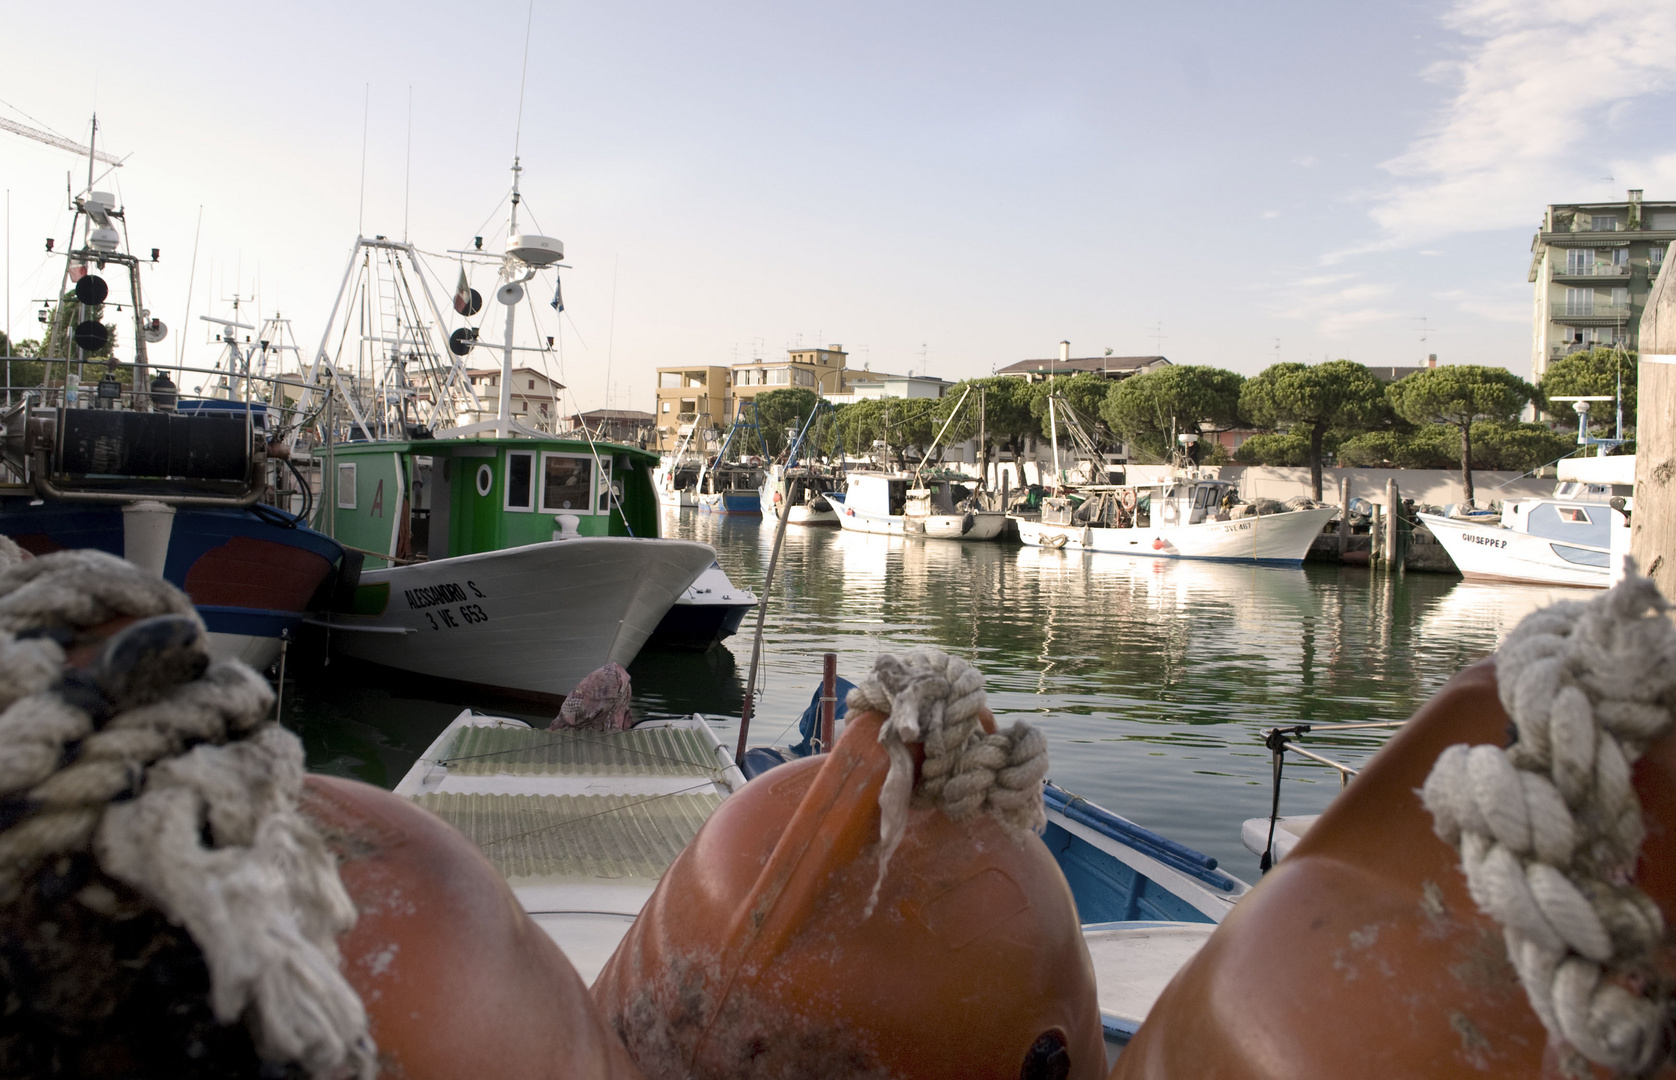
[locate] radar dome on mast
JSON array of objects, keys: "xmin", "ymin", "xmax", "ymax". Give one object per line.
[{"xmin": 506, "ymin": 233, "xmax": 563, "ymax": 266}]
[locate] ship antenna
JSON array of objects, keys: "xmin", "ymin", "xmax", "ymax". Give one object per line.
[{"xmin": 513, "ymin": 0, "xmax": 535, "ymax": 161}]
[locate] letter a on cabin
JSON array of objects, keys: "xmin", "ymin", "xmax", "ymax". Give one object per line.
[{"xmin": 372, "ymin": 480, "xmax": 384, "ymax": 518}]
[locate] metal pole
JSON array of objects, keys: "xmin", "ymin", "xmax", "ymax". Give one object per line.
[
  {"xmin": 735, "ymin": 476, "xmax": 799, "ymax": 763},
  {"xmin": 1338, "ymin": 475, "xmax": 1351, "ymax": 561},
  {"xmin": 1384, "ymin": 477, "xmax": 1402, "ymax": 570}
]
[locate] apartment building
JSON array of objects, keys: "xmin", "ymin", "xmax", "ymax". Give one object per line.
[
  {"xmin": 732, "ymin": 344, "xmax": 850, "ymax": 405},
  {"xmin": 460, "ymin": 366, "xmax": 564, "ymax": 429},
  {"xmin": 653, "ymin": 365, "xmax": 731, "ymax": 453},
  {"xmin": 1529, "ymin": 189, "xmax": 1676, "ymax": 380},
  {"xmin": 831, "ymin": 366, "xmax": 952, "ymax": 403}
]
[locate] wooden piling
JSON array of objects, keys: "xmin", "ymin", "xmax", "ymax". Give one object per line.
[
  {"xmin": 1384, "ymin": 478, "xmax": 1401, "ymax": 570},
  {"xmin": 1634, "ymin": 241, "xmax": 1676, "ymax": 594},
  {"xmin": 1338, "ymin": 476, "xmax": 1351, "ymax": 559},
  {"xmin": 1369, "ymin": 504, "xmax": 1383, "ymax": 570}
]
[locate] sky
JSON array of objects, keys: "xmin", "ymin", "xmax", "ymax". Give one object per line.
[{"xmin": 3, "ymin": 0, "xmax": 1675, "ymax": 418}]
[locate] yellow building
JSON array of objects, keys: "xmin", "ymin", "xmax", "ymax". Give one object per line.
[
  {"xmin": 731, "ymin": 344, "xmax": 849, "ymax": 406},
  {"xmin": 653, "ymin": 364, "xmax": 732, "ymax": 452}
]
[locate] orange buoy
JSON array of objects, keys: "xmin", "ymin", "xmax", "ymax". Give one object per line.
[
  {"xmin": 300, "ymin": 776, "xmax": 647, "ymax": 1080},
  {"xmin": 592, "ymin": 709, "xmax": 1105, "ymax": 1079},
  {"xmin": 1151, "ymin": 538, "xmax": 1165, "ymax": 550},
  {"xmin": 1110, "ymin": 658, "xmax": 1676, "ymax": 1079}
]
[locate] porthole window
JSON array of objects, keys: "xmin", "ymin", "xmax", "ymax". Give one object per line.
[{"xmin": 475, "ymin": 463, "xmax": 493, "ymax": 497}]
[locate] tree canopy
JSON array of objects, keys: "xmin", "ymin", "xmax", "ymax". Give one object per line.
[
  {"xmin": 751, "ymin": 388, "xmax": 820, "ymax": 457},
  {"xmin": 1099, "ymin": 365, "xmax": 1243, "ymax": 463},
  {"xmin": 1537, "ymin": 346, "xmax": 1636, "ymax": 441},
  {"xmin": 1239, "ymin": 360, "xmax": 1386, "ymax": 499},
  {"xmin": 1384, "ymin": 365, "xmax": 1538, "ymax": 504}
]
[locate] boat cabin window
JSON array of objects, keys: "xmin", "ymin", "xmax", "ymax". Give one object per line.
[
  {"xmin": 1559, "ymin": 506, "xmax": 1592, "ymax": 524},
  {"xmin": 541, "ymin": 453, "xmax": 594, "ymax": 513},
  {"xmin": 1194, "ymin": 486, "xmax": 1215, "ymax": 509},
  {"xmin": 337, "ymin": 463, "xmax": 356, "ymax": 509},
  {"xmin": 505, "ymin": 451, "xmax": 535, "ymax": 512},
  {"xmin": 596, "ymin": 458, "xmax": 615, "ymax": 513}
]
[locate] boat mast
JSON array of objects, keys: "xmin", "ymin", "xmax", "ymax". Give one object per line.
[
  {"xmin": 497, "ymin": 158, "xmax": 521, "ymax": 439},
  {"xmin": 1049, "ymin": 340, "xmax": 1066, "ymax": 491}
]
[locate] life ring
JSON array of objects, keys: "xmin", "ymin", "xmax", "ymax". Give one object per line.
[{"xmin": 1121, "ymin": 489, "xmax": 1138, "ymax": 511}]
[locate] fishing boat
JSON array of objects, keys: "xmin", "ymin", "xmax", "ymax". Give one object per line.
[
  {"xmin": 761, "ymin": 462, "xmax": 841, "ymax": 525},
  {"xmin": 652, "ymin": 424, "xmax": 704, "ymax": 508},
  {"xmin": 301, "ymin": 158, "xmax": 714, "ymax": 700},
  {"xmin": 833, "ymin": 471, "xmax": 1008, "ymax": 539},
  {"xmin": 1014, "ymin": 475, "xmax": 1335, "ymax": 565},
  {"xmin": 645, "ymin": 560, "xmax": 757, "ymax": 651},
  {"xmin": 1418, "ymin": 453, "xmax": 1633, "ymax": 588},
  {"xmin": 391, "ymin": 668, "xmax": 1249, "ymax": 1063},
  {"xmin": 0, "ymin": 117, "xmax": 349, "ymax": 668},
  {"xmin": 759, "ymin": 401, "xmax": 841, "ymax": 525}
]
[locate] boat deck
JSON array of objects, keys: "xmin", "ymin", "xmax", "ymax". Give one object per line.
[{"xmin": 395, "ymin": 711, "xmax": 745, "ymax": 980}]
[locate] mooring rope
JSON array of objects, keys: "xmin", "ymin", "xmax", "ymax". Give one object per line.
[
  {"xmin": 0, "ymin": 549, "xmax": 374, "ymax": 1079},
  {"xmin": 1421, "ymin": 561, "xmax": 1676, "ymax": 1075},
  {"xmin": 848, "ymin": 647, "xmax": 1049, "ymax": 916}
]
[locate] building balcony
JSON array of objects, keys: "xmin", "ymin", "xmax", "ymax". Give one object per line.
[
  {"xmin": 1551, "ymin": 263, "xmax": 1630, "ymax": 280},
  {"xmin": 1554, "ymin": 303, "xmax": 1632, "ymax": 322}
]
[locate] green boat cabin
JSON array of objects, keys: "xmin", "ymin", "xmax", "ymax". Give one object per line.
[{"xmin": 316, "ymin": 438, "xmax": 660, "ymax": 569}]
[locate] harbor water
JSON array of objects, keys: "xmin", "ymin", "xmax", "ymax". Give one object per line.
[{"xmin": 288, "ymin": 508, "xmax": 1579, "ymax": 878}]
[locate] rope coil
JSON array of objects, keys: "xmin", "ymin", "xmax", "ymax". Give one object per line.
[
  {"xmin": 847, "ymin": 647, "xmax": 1049, "ymax": 915},
  {"xmin": 0, "ymin": 550, "xmax": 374, "ymax": 1079},
  {"xmin": 1421, "ymin": 561, "xmax": 1676, "ymax": 1075}
]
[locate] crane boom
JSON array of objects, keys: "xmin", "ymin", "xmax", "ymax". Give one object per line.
[{"xmin": 0, "ymin": 115, "xmax": 122, "ymax": 166}]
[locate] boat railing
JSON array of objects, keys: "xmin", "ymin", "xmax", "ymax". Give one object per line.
[{"xmin": 1253, "ymin": 719, "xmax": 1406, "ymax": 871}]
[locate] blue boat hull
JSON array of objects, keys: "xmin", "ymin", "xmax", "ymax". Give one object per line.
[{"xmin": 0, "ymin": 499, "xmax": 345, "ymax": 668}]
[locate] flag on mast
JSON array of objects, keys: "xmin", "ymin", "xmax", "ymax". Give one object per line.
[
  {"xmin": 551, "ymin": 273, "xmax": 564, "ymax": 313},
  {"xmin": 453, "ymin": 266, "xmax": 472, "ymax": 314}
]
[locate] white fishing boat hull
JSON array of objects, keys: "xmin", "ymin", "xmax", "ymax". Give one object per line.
[
  {"xmin": 657, "ymin": 486, "xmax": 697, "ymax": 509},
  {"xmin": 834, "ymin": 500, "xmax": 1008, "ymax": 541},
  {"xmin": 1015, "ymin": 505, "xmax": 1334, "ymax": 565},
  {"xmin": 1419, "ymin": 512, "xmax": 1619, "ymax": 588},
  {"xmin": 321, "ymin": 537, "xmax": 716, "ymax": 699}
]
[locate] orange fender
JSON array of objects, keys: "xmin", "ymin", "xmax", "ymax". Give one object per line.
[
  {"xmin": 1112, "ymin": 660, "xmax": 1676, "ymax": 1079},
  {"xmin": 592, "ymin": 709, "xmax": 1106, "ymax": 1080},
  {"xmin": 300, "ymin": 775, "xmax": 646, "ymax": 1080}
]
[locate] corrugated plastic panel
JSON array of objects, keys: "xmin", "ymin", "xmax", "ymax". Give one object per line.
[
  {"xmin": 444, "ymin": 725, "xmax": 721, "ymax": 778},
  {"xmin": 414, "ymin": 790, "xmax": 724, "ymax": 880}
]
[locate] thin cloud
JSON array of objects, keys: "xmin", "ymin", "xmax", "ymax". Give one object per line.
[{"xmin": 1358, "ymin": 1, "xmax": 1676, "ymax": 251}]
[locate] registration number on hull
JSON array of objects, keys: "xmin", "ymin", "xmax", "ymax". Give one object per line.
[{"xmin": 406, "ymin": 579, "xmax": 492, "ymax": 630}]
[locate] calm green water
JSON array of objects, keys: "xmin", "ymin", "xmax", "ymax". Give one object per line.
[{"xmin": 288, "ymin": 508, "xmax": 1577, "ymax": 877}]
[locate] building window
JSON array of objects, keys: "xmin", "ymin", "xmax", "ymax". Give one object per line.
[
  {"xmin": 1611, "ymin": 287, "xmax": 1629, "ymax": 309},
  {"xmin": 793, "ymin": 368, "xmax": 815, "ymax": 386},
  {"xmin": 767, "ymin": 367, "xmax": 790, "ymax": 385},
  {"xmin": 1567, "ymin": 249, "xmax": 1594, "ymax": 273},
  {"xmin": 1592, "ymin": 215, "xmax": 1618, "ymax": 231},
  {"xmin": 541, "ymin": 453, "xmax": 593, "ymax": 513},
  {"xmin": 662, "ymin": 401, "xmax": 671, "ymax": 413},
  {"xmin": 1653, "ymin": 247, "xmax": 1666, "ymax": 266},
  {"xmin": 337, "ymin": 463, "xmax": 357, "ymax": 509},
  {"xmin": 1653, "ymin": 213, "xmax": 1676, "ymax": 231},
  {"xmin": 1565, "ymin": 287, "xmax": 1594, "ymax": 316},
  {"xmin": 505, "ymin": 451, "xmax": 535, "ymax": 511},
  {"xmin": 528, "ymin": 379, "xmax": 535, "ymax": 389}
]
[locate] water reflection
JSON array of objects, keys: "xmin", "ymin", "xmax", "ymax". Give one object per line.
[{"xmin": 292, "ymin": 505, "xmax": 1573, "ymax": 878}]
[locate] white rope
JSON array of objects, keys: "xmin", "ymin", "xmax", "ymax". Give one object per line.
[
  {"xmin": 1421, "ymin": 561, "xmax": 1676, "ymax": 1075},
  {"xmin": 0, "ymin": 550, "xmax": 375, "ymax": 1079},
  {"xmin": 847, "ymin": 647, "xmax": 1049, "ymax": 916}
]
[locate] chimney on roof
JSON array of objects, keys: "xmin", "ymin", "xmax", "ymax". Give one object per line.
[
  {"xmin": 1060, "ymin": 341, "xmax": 1070, "ymax": 365},
  {"xmin": 1427, "ymin": 354, "xmax": 1438, "ymax": 368},
  {"xmin": 1630, "ymin": 189, "xmax": 1643, "ymax": 204}
]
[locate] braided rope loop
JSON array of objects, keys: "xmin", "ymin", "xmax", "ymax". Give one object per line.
[
  {"xmin": 847, "ymin": 647, "xmax": 1050, "ymax": 916},
  {"xmin": 1420, "ymin": 563, "xmax": 1676, "ymax": 1075},
  {"xmin": 0, "ymin": 550, "xmax": 374, "ymax": 1079}
]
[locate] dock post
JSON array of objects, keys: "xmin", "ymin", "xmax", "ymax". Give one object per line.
[
  {"xmin": 1384, "ymin": 477, "xmax": 1402, "ymax": 571},
  {"xmin": 1370, "ymin": 504, "xmax": 1383, "ymax": 570},
  {"xmin": 1337, "ymin": 475, "xmax": 1351, "ymax": 560},
  {"xmin": 820, "ymin": 652, "xmax": 838, "ymax": 750},
  {"xmin": 1634, "ymin": 240, "xmax": 1676, "ymax": 593}
]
